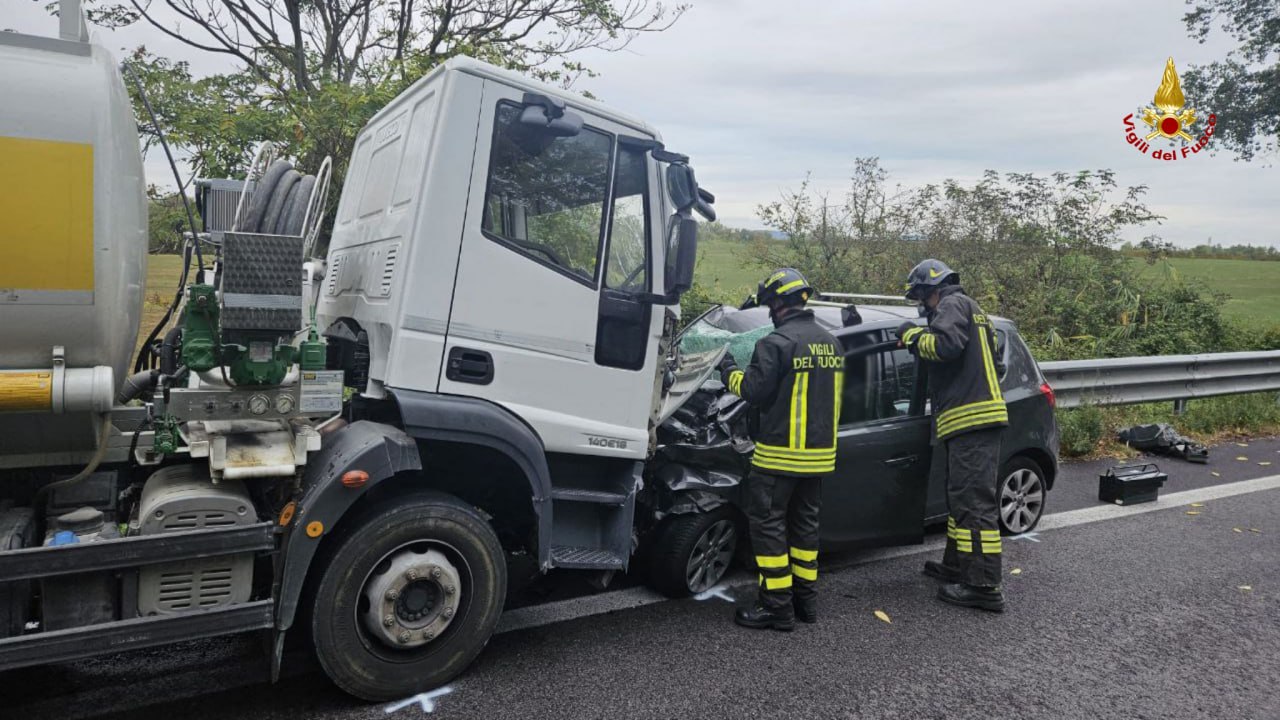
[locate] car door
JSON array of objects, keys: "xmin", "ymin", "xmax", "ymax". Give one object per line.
[{"xmin": 820, "ymin": 329, "xmax": 932, "ymax": 548}]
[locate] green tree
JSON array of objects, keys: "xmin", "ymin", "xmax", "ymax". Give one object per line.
[
  {"xmin": 1182, "ymin": 0, "xmax": 1280, "ymax": 161},
  {"xmin": 749, "ymin": 158, "xmax": 1247, "ymax": 359},
  {"xmin": 83, "ymin": 1, "xmax": 685, "ymax": 187}
]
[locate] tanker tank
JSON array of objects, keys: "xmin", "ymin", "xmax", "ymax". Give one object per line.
[{"xmin": 0, "ymin": 16, "xmax": 148, "ymax": 466}]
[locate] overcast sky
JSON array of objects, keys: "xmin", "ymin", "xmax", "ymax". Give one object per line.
[{"xmin": 8, "ymin": 0, "xmax": 1278, "ymax": 247}]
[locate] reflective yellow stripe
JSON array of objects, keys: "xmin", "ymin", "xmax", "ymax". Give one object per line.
[
  {"xmin": 937, "ymin": 404, "xmax": 1008, "ymax": 432},
  {"xmin": 756, "ymin": 554, "xmax": 790, "ymax": 569},
  {"xmin": 902, "ymin": 326, "xmax": 924, "ymax": 345},
  {"xmin": 792, "ymin": 564, "xmax": 818, "ymax": 581},
  {"xmin": 787, "ymin": 371, "xmax": 810, "ymax": 450},
  {"xmin": 938, "ymin": 410, "xmax": 1009, "ymax": 437},
  {"xmin": 981, "ymin": 542, "xmax": 1003, "ymax": 554},
  {"xmin": 976, "ymin": 318, "xmax": 1003, "ymax": 401},
  {"xmin": 833, "ymin": 368, "xmax": 844, "ymax": 440},
  {"xmin": 790, "ymin": 547, "xmax": 818, "ymax": 562},
  {"xmin": 956, "ymin": 542, "xmax": 974, "ymax": 553},
  {"xmin": 937, "ymin": 399, "xmax": 1006, "ymax": 427},
  {"xmin": 728, "ymin": 369, "xmax": 744, "ymax": 396},
  {"xmin": 775, "ymin": 280, "xmax": 805, "ymax": 294},
  {"xmin": 754, "ymin": 443, "xmax": 836, "ymax": 461},
  {"xmin": 952, "ymin": 527, "xmax": 972, "ymax": 540},
  {"xmin": 763, "ymin": 574, "xmax": 793, "ymax": 590},
  {"xmin": 753, "ymin": 456, "xmax": 835, "ymax": 474},
  {"xmin": 919, "ymin": 334, "xmax": 938, "ymax": 361},
  {"xmin": 979, "ymin": 529, "xmax": 1001, "ymax": 540}
]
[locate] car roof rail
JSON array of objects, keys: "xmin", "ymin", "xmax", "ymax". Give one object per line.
[{"xmin": 817, "ymin": 292, "xmax": 917, "ymax": 305}]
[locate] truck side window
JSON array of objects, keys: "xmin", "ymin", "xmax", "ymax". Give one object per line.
[
  {"xmin": 604, "ymin": 146, "xmax": 649, "ymax": 291},
  {"xmin": 482, "ymin": 102, "xmax": 612, "ymax": 285}
]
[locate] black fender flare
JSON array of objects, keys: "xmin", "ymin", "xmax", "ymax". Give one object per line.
[
  {"xmin": 391, "ymin": 388, "xmax": 553, "ymax": 570},
  {"xmin": 274, "ymin": 420, "xmax": 421, "ymax": 634}
]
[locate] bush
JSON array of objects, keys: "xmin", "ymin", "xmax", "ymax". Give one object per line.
[{"xmin": 1058, "ymin": 405, "xmax": 1109, "ymax": 456}]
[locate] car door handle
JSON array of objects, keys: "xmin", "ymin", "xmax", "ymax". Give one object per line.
[{"xmin": 884, "ymin": 455, "xmax": 918, "ymax": 468}]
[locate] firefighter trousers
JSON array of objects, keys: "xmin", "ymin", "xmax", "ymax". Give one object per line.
[
  {"xmin": 938, "ymin": 427, "xmax": 1003, "ymax": 587},
  {"xmin": 745, "ymin": 471, "xmax": 822, "ymax": 611}
]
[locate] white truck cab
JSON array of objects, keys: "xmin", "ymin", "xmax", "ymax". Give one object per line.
[{"xmin": 319, "ymin": 57, "xmax": 708, "ymax": 460}]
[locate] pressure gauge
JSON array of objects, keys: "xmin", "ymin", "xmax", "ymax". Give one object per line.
[
  {"xmin": 275, "ymin": 393, "xmax": 295, "ymax": 415},
  {"xmin": 248, "ymin": 394, "xmax": 270, "ymax": 416}
]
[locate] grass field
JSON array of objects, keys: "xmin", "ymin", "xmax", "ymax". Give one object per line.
[
  {"xmin": 138, "ymin": 254, "xmax": 186, "ymax": 355},
  {"xmin": 1136, "ymin": 257, "xmax": 1280, "ymax": 330},
  {"xmin": 140, "ymin": 250, "xmax": 1280, "ymax": 346}
]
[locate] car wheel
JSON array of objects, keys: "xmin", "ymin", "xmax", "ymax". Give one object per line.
[
  {"xmin": 999, "ymin": 456, "xmax": 1046, "ymax": 535},
  {"xmin": 309, "ymin": 491, "xmax": 506, "ymax": 701},
  {"xmin": 648, "ymin": 509, "xmax": 739, "ymax": 598}
]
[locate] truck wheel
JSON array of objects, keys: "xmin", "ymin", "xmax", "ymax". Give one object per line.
[
  {"xmin": 310, "ymin": 491, "xmax": 506, "ymax": 701},
  {"xmin": 648, "ymin": 508, "xmax": 738, "ymax": 598},
  {"xmin": 998, "ymin": 456, "xmax": 1047, "ymax": 535}
]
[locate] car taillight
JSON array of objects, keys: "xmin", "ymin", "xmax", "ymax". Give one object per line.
[{"xmin": 1040, "ymin": 382, "xmax": 1056, "ymax": 409}]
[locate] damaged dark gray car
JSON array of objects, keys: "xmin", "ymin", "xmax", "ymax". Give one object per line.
[{"xmin": 638, "ymin": 302, "xmax": 1060, "ymax": 597}]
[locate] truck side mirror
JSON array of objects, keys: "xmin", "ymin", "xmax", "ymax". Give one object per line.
[
  {"xmin": 665, "ymin": 215, "xmax": 699, "ymax": 297},
  {"xmin": 665, "ymin": 164, "xmax": 716, "ymax": 222}
]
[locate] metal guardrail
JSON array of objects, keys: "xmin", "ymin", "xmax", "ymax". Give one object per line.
[{"xmin": 1040, "ymin": 350, "xmax": 1280, "ymax": 409}]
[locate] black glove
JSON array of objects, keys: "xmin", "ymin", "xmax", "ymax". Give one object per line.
[
  {"xmin": 739, "ymin": 293, "xmax": 759, "ymax": 311},
  {"xmin": 718, "ymin": 352, "xmax": 738, "ymax": 385},
  {"xmin": 897, "ymin": 321, "xmax": 923, "ymax": 349}
]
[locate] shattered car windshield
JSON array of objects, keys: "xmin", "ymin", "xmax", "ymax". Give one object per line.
[{"xmin": 678, "ymin": 306, "xmax": 774, "ymax": 368}]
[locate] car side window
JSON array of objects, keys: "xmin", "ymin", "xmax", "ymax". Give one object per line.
[
  {"xmin": 839, "ymin": 333, "xmax": 921, "ymax": 427},
  {"xmin": 481, "ymin": 102, "xmax": 612, "ymax": 285}
]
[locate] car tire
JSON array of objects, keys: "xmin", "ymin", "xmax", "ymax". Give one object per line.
[
  {"xmin": 648, "ymin": 508, "xmax": 740, "ymax": 598},
  {"xmin": 998, "ymin": 456, "xmax": 1047, "ymax": 535},
  {"xmin": 309, "ymin": 491, "xmax": 506, "ymax": 701}
]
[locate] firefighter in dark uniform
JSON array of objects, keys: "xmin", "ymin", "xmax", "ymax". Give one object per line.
[
  {"xmin": 897, "ymin": 259, "xmax": 1007, "ymax": 612},
  {"xmin": 718, "ymin": 268, "xmax": 843, "ymax": 630}
]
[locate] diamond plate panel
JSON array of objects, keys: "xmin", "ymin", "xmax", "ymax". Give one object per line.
[{"xmin": 220, "ymin": 232, "xmax": 302, "ymax": 332}]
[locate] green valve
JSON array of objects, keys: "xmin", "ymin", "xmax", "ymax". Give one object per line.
[
  {"xmin": 227, "ymin": 342, "xmax": 295, "ymax": 386},
  {"xmin": 299, "ymin": 328, "xmax": 327, "ymax": 371},
  {"xmin": 181, "ymin": 284, "xmax": 220, "ymax": 372},
  {"xmin": 152, "ymin": 415, "xmax": 179, "ymax": 456}
]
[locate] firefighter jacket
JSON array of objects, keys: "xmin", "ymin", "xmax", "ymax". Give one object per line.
[
  {"xmin": 900, "ymin": 285, "xmax": 1007, "ymax": 441},
  {"xmin": 725, "ymin": 310, "xmax": 844, "ymax": 477}
]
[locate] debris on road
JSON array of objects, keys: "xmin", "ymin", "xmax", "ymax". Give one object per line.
[
  {"xmin": 1185, "ymin": 511, "xmax": 1201, "ymax": 516},
  {"xmin": 1237, "ymin": 456, "xmax": 1249, "ymax": 461},
  {"xmin": 1212, "ymin": 472, "xmax": 1222, "ymax": 477},
  {"xmin": 1117, "ymin": 424, "xmax": 1208, "ymax": 463},
  {"xmin": 874, "ymin": 610, "xmax": 892, "ymax": 624},
  {"xmin": 1234, "ymin": 528, "xmax": 1244, "ymax": 533},
  {"xmin": 1010, "ymin": 568, "xmax": 1023, "ymax": 576},
  {"xmin": 1238, "ymin": 585, "xmax": 1253, "ymax": 592}
]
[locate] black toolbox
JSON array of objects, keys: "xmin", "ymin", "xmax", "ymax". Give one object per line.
[{"xmin": 1099, "ymin": 463, "xmax": 1168, "ymax": 505}]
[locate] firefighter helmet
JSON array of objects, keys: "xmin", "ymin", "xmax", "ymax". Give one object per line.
[
  {"xmin": 756, "ymin": 268, "xmax": 813, "ymax": 308},
  {"xmin": 904, "ymin": 259, "xmax": 958, "ymax": 300}
]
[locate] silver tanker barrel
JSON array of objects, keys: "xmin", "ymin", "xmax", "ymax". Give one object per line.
[{"xmin": 0, "ymin": 12, "xmax": 147, "ymax": 467}]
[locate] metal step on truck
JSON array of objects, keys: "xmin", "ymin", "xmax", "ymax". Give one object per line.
[{"xmin": 0, "ymin": 3, "xmax": 719, "ymax": 701}]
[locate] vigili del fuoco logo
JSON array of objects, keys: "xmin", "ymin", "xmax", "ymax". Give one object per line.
[{"xmin": 1123, "ymin": 57, "xmax": 1216, "ymax": 161}]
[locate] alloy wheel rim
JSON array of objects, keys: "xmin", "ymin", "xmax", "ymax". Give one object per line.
[
  {"xmin": 1000, "ymin": 468, "xmax": 1044, "ymax": 533},
  {"xmin": 685, "ymin": 519, "xmax": 737, "ymax": 593}
]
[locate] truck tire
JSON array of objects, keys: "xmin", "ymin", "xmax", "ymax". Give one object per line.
[
  {"xmin": 0, "ymin": 507, "xmax": 36, "ymax": 637},
  {"xmin": 647, "ymin": 508, "xmax": 739, "ymax": 598},
  {"xmin": 309, "ymin": 490, "xmax": 506, "ymax": 701}
]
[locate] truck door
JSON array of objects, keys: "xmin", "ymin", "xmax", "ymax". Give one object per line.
[
  {"xmin": 820, "ymin": 330, "xmax": 931, "ymax": 548},
  {"xmin": 440, "ymin": 81, "xmax": 665, "ymax": 457}
]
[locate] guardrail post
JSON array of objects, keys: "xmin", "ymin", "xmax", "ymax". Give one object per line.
[{"xmin": 1173, "ymin": 398, "xmax": 1188, "ymax": 416}]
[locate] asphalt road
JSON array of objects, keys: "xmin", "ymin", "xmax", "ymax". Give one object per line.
[{"xmin": 4, "ymin": 436, "xmax": 1278, "ymax": 720}]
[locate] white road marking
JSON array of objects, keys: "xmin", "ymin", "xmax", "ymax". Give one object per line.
[
  {"xmin": 1010, "ymin": 532, "xmax": 1042, "ymax": 542},
  {"xmin": 693, "ymin": 585, "xmax": 736, "ymax": 603},
  {"xmin": 384, "ymin": 687, "xmax": 453, "ymax": 714},
  {"xmin": 497, "ymin": 473, "xmax": 1280, "ymax": 634}
]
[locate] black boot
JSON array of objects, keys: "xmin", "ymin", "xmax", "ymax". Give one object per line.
[
  {"xmin": 734, "ymin": 604, "xmax": 795, "ymax": 631},
  {"xmin": 937, "ymin": 583, "xmax": 1005, "ymax": 613},
  {"xmin": 922, "ymin": 560, "xmax": 961, "ymax": 583},
  {"xmin": 793, "ymin": 596, "xmax": 817, "ymax": 624}
]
